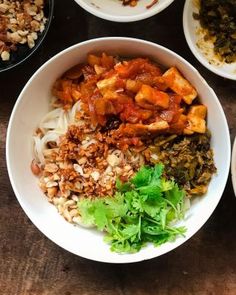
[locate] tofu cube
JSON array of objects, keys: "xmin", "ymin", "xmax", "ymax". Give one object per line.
[{"xmin": 162, "ymin": 67, "xmax": 197, "ymax": 104}]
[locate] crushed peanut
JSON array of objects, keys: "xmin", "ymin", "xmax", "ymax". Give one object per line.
[{"xmin": 0, "ymin": 0, "xmax": 47, "ymax": 61}]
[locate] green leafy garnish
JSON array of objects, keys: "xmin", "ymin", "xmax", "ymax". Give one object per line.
[{"xmin": 77, "ymin": 164, "xmax": 187, "ymax": 253}]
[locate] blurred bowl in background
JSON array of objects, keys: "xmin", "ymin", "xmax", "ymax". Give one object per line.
[
  {"xmin": 231, "ymin": 137, "xmax": 236, "ymax": 197},
  {"xmin": 0, "ymin": 0, "xmax": 54, "ymax": 73},
  {"xmin": 183, "ymin": 0, "xmax": 236, "ymax": 80},
  {"xmin": 74, "ymin": 0, "xmax": 175, "ymax": 22}
]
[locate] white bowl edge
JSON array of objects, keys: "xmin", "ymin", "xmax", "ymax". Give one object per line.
[
  {"xmin": 231, "ymin": 137, "xmax": 236, "ymax": 197},
  {"xmin": 6, "ymin": 37, "xmax": 231, "ymax": 263}
]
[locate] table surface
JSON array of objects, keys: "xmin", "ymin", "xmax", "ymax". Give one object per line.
[{"xmin": 1, "ymin": 1, "xmax": 236, "ymax": 294}]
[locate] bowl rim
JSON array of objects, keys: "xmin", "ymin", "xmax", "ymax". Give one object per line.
[
  {"xmin": 73, "ymin": 0, "xmax": 175, "ymax": 22},
  {"xmin": 231, "ymin": 137, "xmax": 236, "ymax": 197},
  {"xmin": 183, "ymin": 0, "xmax": 236, "ymax": 81},
  {"xmin": 6, "ymin": 37, "xmax": 231, "ymax": 263},
  {"xmin": 0, "ymin": 0, "xmax": 54, "ymax": 73}
]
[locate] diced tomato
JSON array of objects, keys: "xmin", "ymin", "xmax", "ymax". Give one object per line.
[
  {"xmin": 119, "ymin": 101, "xmax": 153, "ymax": 123},
  {"xmin": 167, "ymin": 94, "xmax": 183, "ymax": 123},
  {"xmin": 82, "ymin": 65, "xmax": 96, "ymax": 81},
  {"xmin": 169, "ymin": 115, "xmax": 187, "ymax": 134},
  {"xmin": 96, "ymin": 114, "xmax": 107, "ymax": 126},
  {"xmin": 110, "ymin": 94, "xmax": 133, "ymax": 114},
  {"xmin": 143, "ymin": 61, "xmax": 162, "ymax": 77},
  {"xmin": 101, "ymin": 53, "xmax": 115, "ymax": 69},
  {"xmin": 115, "ymin": 58, "xmax": 147, "ymax": 79},
  {"xmin": 153, "ymin": 76, "xmax": 168, "ymax": 91},
  {"xmin": 94, "ymin": 97, "xmax": 117, "ymax": 116},
  {"xmin": 87, "ymin": 54, "xmax": 101, "ymax": 67}
]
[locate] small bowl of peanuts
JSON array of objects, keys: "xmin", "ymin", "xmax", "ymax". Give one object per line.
[{"xmin": 0, "ymin": 0, "xmax": 54, "ymax": 72}]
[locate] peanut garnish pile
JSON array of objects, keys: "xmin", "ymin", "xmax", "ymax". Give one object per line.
[{"xmin": 0, "ymin": 0, "xmax": 47, "ymax": 61}]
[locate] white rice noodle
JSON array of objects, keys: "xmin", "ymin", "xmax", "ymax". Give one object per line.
[
  {"xmin": 69, "ymin": 101, "xmax": 81, "ymax": 124},
  {"xmin": 33, "ymin": 135, "xmax": 44, "ymax": 164},
  {"xmin": 112, "ymin": 149, "xmax": 123, "ymax": 158},
  {"xmin": 39, "ymin": 108, "xmax": 64, "ymax": 131},
  {"xmin": 33, "ymin": 132, "xmax": 61, "ymax": 164},
  {"xmin": 131, "ymin": 153, "xmax": 145, "ymax": 165},
  {"xmin": 55, "ymin": 110, "xmax": 70, "ymax": 134},
  {"xmin": 35, "ymin": 102, "xmax": 88, "ymax": 165},
  {"xmin": 112, "ymin": 149, "xmax": 124, "ymax": 162},
  {"xmin": 81, "ymin": 139, "xmax": 97, "ymax": 149},
  {"xmin": 104, "ymin": 165, "xmax": 112, "ymax": 175}
]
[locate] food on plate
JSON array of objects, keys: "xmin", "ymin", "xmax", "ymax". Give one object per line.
[
  {"xmin": 193, "ymin": 0, "xmax": 236, "ymax": 63},
  {"xmin": 120, "ymin": 0, "xmax": 158, "ymax": 9},
  {"xmin": 31, "ymin": 53, "xmax": 216, "ymax": 253},
  {"xmin": 0, "ymin": 0, "xmax": 47, "ymax": 61}
]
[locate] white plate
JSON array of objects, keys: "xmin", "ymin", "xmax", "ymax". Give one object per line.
[
  {"xmin": 231, "ymin": 137, "xmax": 236, "ymax": 197},
  {"xmin": 183, "ymin": 0, "xmax": 236, "ymax": 80},
  {"xmin": 6, "ymin": 37, "xmax": 231, "ymax": 263},
  {"xmin": 74, "ymin": 0, "xmax": 175, "ymax": 22}
]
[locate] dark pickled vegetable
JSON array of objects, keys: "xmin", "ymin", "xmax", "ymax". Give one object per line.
[
  {"xmin": 100, "ymin": 116, "xmax": 122, "ymax": 132},
  {"xmin": 194, "ymin": 0, "xmax": 236, "ymax": 63},
  {"xmin": 147, "ymin": 131, "xmax": 216, "ymax": 195}
]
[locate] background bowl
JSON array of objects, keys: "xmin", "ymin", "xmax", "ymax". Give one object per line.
[
  {"xmin": 74, "ymin": 0, "xmax": 175, "ymax": 22},
  {"xmin": 183, "ymin": 0, "xmax": 236, "ymax": 80},
  {"xmin": 0, "ymin": 0, "xmax": 54, "ymax": 73},
  {"xmin": 6, "ymin": 37, "xmax": 230, "ymax": 263},
  {"xmin": 231, "ymin": 137, "xmax": 236, "ymax": 197}
]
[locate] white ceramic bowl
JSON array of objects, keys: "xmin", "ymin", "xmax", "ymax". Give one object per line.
[
  {"xmin": 183, "ymin": 0, "xmax": 236, "ymax": 80},
  {"xmin": 231, "ymin": 137, "xmax": 236, "ymax": 197},
  {"xmin": 74, "ymin": 0, "xmax": 175, "ymax": 22},
  {"xmin": 6, "ymin": 37, "xmax": 231, "ymax": 263}
]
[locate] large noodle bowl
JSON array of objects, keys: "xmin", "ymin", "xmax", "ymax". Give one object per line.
[{"xmin": 31, "ymin": 53, "xmax": 216, "ymax": 224}]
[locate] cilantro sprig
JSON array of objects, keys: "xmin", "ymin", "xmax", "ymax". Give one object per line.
[{"xmin": 77, "ymin": 164, "xmax": 187, "ymax": 253}]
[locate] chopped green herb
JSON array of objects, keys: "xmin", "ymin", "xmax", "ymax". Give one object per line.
[
  {"xmin": 77, "ymin": 164, "xmax": 186, "ymax": 254},
  {"xmin": 194, "ymin": 0, "xmax": 236, "ymax": 63}
]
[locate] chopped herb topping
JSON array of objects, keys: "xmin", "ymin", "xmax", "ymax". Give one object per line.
[
  {"xmin": 194, "ymin": 0, "xmax": 236, "ymax": 63},
  {"xmin": 77, "ymin": 164, "xmax": 186, "ymax": 253}
]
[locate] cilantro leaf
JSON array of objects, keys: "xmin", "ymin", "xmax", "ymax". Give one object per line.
[
  {"xmin": 116, "ymin": 179, "xmax": 132, "ymax": 192},
  {"xmin": 152, "ymin": 163, "xmax": 164, "ymax": 181},
  {"xmin": 131, "ymin": 166, "xmax": 153, "ymax": 187},
  {"xmin": 77, "ymin": 164, "xmax": 187, "ymax": 254},
  {"xmin": 165, "ymin": 183, "xmax": 185, "ymax": 206}
]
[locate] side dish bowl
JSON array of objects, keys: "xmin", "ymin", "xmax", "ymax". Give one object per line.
[
  {"xmin": 74, "ymin": 0, "xmax": 175, "ymax": 22},
  {"xmin": 6, "ymin": 37, "xmax": 230, "ymax": 263},
  {"xmin": 231, "ymin": 137, "xmax": 236, "ymax": 197},
  {"xmin": 183, "ymin": 0, "xmax": 236, "ymax": 80},
  {"xmin": 0, "ymin": 0, "xmax": 54, "ymax": 73}
]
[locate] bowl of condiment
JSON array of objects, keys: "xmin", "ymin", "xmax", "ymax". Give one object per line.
[
  {"xmin": 0, "ymin": 0, "xmax": 54, "ymax": 72},
  {"xmin": 183, "ymin": 0, "xmax": 236, "ymax": 80},
  {"xmin": 6, "ymin": 37, "xmax": 230, "ymax": 263},
  {"xmin": 74, "ymin": 0, "xmax": 175, "ymax": 22}
]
